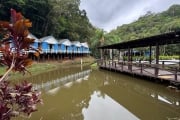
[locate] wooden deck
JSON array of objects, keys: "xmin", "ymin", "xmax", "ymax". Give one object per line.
[{"xmin": 98, "ymin": 60, "xmax": 180, "ymax": 85}]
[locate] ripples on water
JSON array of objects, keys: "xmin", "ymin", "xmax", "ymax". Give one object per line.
[{"xmin": 14, "ymin": 65, "xmax": 180, "ymax": 120}]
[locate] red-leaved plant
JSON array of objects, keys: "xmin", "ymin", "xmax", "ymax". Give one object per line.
[{"xmin": 0, "ymin": 9, "xmax": 42, "ymax": 119}]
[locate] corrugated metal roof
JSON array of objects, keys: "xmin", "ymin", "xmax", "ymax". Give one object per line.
[
  {"xmin": 40, "ymin": 36, "xmax": 58, "ymax": 44},
  {"xmin": 71, "ymin": 41, "xmax": 81, "ymax": 47},
  {"xmin": 27, "ymin": 33, "xmax": 40, "ymax": 42},
  {"xmin": 99, "ymin": 31, "xmax": 180, "ymax": 49},
  {"xmin": 59, "ymin": 39, "xmax": 71, "ymax": 46},
  {"xmin": 81, "ymin": 42, "xmax": 89, "ymax": 48}
]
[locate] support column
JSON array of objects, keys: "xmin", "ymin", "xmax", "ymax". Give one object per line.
[
  {"xmin": 118, "ymin": 49, "xmax": 120, "ymax": 62},
  {"xmin": 130, "ymin": 48, "xmax": 132, "ymax": 71},
  {"xmin": 42, "ymin": 54, "xmax": 45, "ymax": 61},
  {"xmin": 179, "ymin": 47, "xmax": 180, "ymax": 71},
  {"xmin": 100, "ymin": 48, "xmax": 103, "ymax": 60},
  {"xmin": 57, "ymin": 54, "xmax": 59, "ymax": 60},
  {"xmin": 109, "ymin": 49, "xmax": 112, "ymax": 60},
  {"xmin": 48, "ymin": 54, "xmax": 50, "ymax": 61},
  {"xmin": 102, "ymin": 49, "xmax": 105, "ymax": 61},
  {"xmin": 128, "ymin": 47, "xmax": 130, "ymax": 62},
  {"xmin": 104, "ymin": 49, "xmax": 107, "ymax": 65},
  {"xmin": 130, "ymin": 49, "xmax": 133, "ymax": 62},
  {"xmin": 53, "ymin": 54, "xmax": 55, "ymax": 60},
  {"xmin": 149, "ymin": 45, "xmax": 152, "ymax": 64},
  {"xmin": 123, "ymin": 50, "xmax": 125, "ymax": 62},
  {"xmin": 112, "ymin": 49, "xmax": 114, "ymax": 66},
  {"xmin": 128, "ymin": 47, "xmax": 132, "ymax": 71},
  {"xmin": 155, "ymin": 43, "xmax": 159, "ymax": 77}
]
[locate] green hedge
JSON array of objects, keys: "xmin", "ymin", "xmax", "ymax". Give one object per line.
[
  {"xmin": 159, "ymin": 55, "xmax": 179, "ymax": 60},
  {"xmin": 122, "ymin": 55, "xmax": 179, "ymax": 61},
  {"xmin": 123, "ymin": 56, "xmax": 154, "ymax": 61}
]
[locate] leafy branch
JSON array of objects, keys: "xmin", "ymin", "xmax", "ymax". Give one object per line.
[{"xmin": 0, "ymin": 9, "xmax": 42, "ymax": 120}]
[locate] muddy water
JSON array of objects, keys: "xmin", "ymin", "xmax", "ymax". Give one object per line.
[{"xmin": 15, "ymin": 65, "xmax": 180, "ymax": 120}]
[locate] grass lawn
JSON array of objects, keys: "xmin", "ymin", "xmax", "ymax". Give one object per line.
[
  {"xmin": 0, "ymin": 56, "xmax": 95, "ymax": 80},
  {"xmin": 0, "ymin": 62, "xmax": 57, "ymax": 80}
]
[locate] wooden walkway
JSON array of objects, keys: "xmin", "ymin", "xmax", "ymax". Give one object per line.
[{"xmin": 98, "ymin": 60, "xmax": 180, "ymax": 85}]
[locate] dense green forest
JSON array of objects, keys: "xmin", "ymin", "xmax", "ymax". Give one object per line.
[
  {"xmin": 90, "ymin": 4, "xmax": 180, "ymax": 57},
  {"xmin": 0, "ymin": 1, "xmax": 179, "ymax": 57},
  {"xmin": 0, "ymin": 0, "xmax": 95, "ymax": 41},
  {"xmin": 107, "ymin": 4, "xmax": 180, "ymax": 42}
]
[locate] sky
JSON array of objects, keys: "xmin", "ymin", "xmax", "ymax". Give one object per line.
[{"xmin": 80, "ymin": 0, "xmax": 180, "ymax": 32}]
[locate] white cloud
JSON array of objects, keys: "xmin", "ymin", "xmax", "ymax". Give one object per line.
[{"xmin": 80, "ymin": 0, "xmax": 180, "ymax": 32}]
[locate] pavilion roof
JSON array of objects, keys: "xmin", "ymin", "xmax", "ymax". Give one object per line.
[{"xmin": 99, "ymin": 31, "xmax": 180, "ymax": 49}]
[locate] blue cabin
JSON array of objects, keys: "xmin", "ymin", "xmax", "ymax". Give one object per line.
[
  {"xmin": 59, "ymin": 39, "xmax": 72, "ymax": 53},
  {"xmin": 28, "ymin": 33, "xmax": 40, "ymax": 51},
  {"xmin": 40, "ymin": 36, "xmax": 58, "ymax": 53},
  {"xmin": 71, "ymin": 41, "xmax": 81, "ymax": 53},
  {"xmin": 81, "ymin": 42, "xmax": 89, "ymax": 53},
  {"xmin": 80, "ymin": 44, "xmax": 84, "ymax": 53}
]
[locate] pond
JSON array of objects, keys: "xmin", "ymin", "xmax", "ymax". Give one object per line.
[{"xmin": 15, "ymin": 65, "xmax": 180, "ymax": 120}]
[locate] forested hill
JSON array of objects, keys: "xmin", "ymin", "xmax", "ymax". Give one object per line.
[
  {"xmin": 107, "ymin": 4, "xmax": 180, "ymax": 43},
  {"xmin": 0, "ymin": 0, "xmax": 95, "ymax": 42}
]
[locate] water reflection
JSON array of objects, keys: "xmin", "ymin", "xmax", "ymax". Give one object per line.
[
  {"xmin": 82, "ymin": 91, "xmax": 139, "ymax": 120},
  {"xmin": 99, "ymin": 70, "xmax": 180, "ymax": 120},
  {"xmin": 100, "ymin": 71, "xmax": 180, "ymax": 109},
  {"xmin": 15, "ymin": 66, "xmax": 180, "ymax": 120},
  {"xmin": 32, "ymin": 69, "xmax": 91, "ymax": 93}
]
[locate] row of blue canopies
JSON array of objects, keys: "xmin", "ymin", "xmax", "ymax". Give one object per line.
[{"xmin": 27, "ymin": 33, "xmax": 90, "ymax": 54}]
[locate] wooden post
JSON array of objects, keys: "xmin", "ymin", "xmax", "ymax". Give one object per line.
[
  {"xmin": 130, "ymin": 49, "xmax": 133, "ymax": 62},
  {"xmin": 54, "ymin": 54, "xmax": 56, "ymax": 60},
  {"xmin": 128, "ymin": 47, "xmax": 130, "ymax": 70},
  {"xmin": 155, "ymin": 43, "xmax": 159, "ymax": 77},
  {"xmin": 130, "ymin": 49, "xmax": 133, "ymax": 71},
  {"xmin": 175, "ymin": 68, "xmax": 177, "ymax": 81},
  {"xmin": 101, "ymin": 49, "xmax": 103, "ymax": 60},
  {"xmin": 48, "ymin": 54, "xmax": 50, "ymax": 61},
  {"xmin": 140, "ymin": 64, "xmax": 143, "ymax": 74},
  {"xmin": 60, "ymin": 54, "xmax": 62, "ymax": 60},
  {"xmin": 109, "ymin": 49, "xmax": 112, "ymax": 60},
  {"xmin": 162, "ymin": 61, "xmax": 165, "ymax": 68},
  {"xmin": 112, "ymin": 49, "xmax": 114, "ymax": 67},
  {"xmin": 43, "ymin": 54, "xmax": 45, "ymax": 61},
  {"xmin": 37, "ymin": 56, "xmax": 40, "ymax": 62},
  {"xmin": 121, "ymin": 62, "xmax": 123, "ymax": 70},
  {"xmin": 118, "ymin": 49, "xmax": 120, "ymax": 62},
  {"xmin": 128, "ymin": 47, "xmax": 130, "ymax": 62},
  {"xmin": 128, "ymin": 47, "xmax": 132, "ymax": 71},
  {"xmin": 149, "ymin": 45, "xmax": 152, "ymax": 64},
  {"xmin": 179, "ymin": 50, "xmax": 180, "ymax": 71},
  {"xmin": 109, "ymin": 61, "xmax": 110, "ymax": 68}
]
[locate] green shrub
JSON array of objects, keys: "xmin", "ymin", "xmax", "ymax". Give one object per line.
[{"xmin": 159, "ymin": 55, "xmax": 179, "ymax": 60}]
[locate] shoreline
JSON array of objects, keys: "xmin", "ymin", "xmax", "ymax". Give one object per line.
[{"xmin": 2, "ymin": 56, "xmax": 95, "ymax": 81}]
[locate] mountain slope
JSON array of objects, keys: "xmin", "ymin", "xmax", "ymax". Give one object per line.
[{"xmin": 107, "ymin": 4, "xmax": 180, "ymax": 42}]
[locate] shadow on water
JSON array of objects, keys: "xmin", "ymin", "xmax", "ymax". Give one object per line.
[{"xmin": 14, "ymin": 65, "xmax": 180, "ymax": 120}]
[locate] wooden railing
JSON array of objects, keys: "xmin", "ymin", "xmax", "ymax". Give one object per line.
[{"xmin": 98, "ymin": 59, "xmax": 180, "ymax": 82}]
